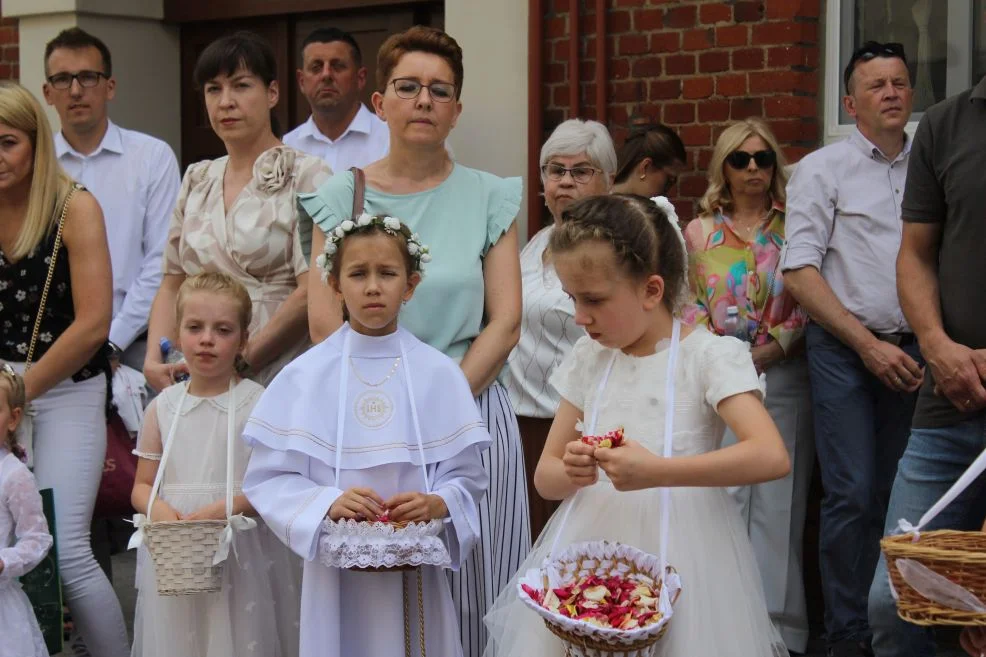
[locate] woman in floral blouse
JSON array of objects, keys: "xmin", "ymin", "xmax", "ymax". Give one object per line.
[
  {"xmin": 144, "ymin": 32, "xmax": 331, "ymax": 390},
  {"xmin": 682, "ymin": 117, "xmax": 813, "ymax": 654}
]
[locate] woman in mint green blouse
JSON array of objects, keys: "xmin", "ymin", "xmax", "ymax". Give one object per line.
[{"xmin": 301, "ymin": 27, "xmax": 530, "ymax": 657}]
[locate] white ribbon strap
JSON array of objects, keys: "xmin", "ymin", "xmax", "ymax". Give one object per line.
[
  {"xmin": 333, "ymin": 331, "xmax": 352, "ymax": 488},
  {"xmin": 399, "ymin": 337, "xmax": 432, "ymax": 493},
  {"xmin": 214, "ymin": 379, "xmax": 256, "ymax": 566},
  {"xmin": 658, "ymin": 319, "xmax": 682, "ymax": 595},
  {"xmin": 895, "ymin": 446, "xmax": 986, "ymax": 539},
  {"xmin": 895, "ymin": 557, "xmax": 986, "ymax": 613},
  {"xmin": 213, "ymin": 514, "xmax": 258, "ymax": 566}
]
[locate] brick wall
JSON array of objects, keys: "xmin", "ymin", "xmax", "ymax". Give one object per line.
[
  {"xmin": 542, "ymin": 0, "xmax": 822, "ymax": 222},
  {"xmin": 0, "ymin": 0, "xmax": 19, "ymax": 81}
]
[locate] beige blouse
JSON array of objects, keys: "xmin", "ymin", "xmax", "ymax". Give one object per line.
[{"xmin": 164, "ymin": 146, "xmax": 332, "ymax": 384}]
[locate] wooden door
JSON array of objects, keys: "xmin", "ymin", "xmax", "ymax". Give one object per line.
[{"xmin": 177, "ymin": 3, "xmax": 443, "ymax": 169}]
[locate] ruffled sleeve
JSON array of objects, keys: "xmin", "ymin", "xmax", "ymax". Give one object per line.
[
  {"xmin": 549, "ymin": 336, "xmax": 598, "ymax": 411},
  {"xmin": 0, "ymin": 462, "xmax": 52, "ymax": 579},
  {"xmin": 163, "ymin": 160, "xmax": 209, "ymax": 275},
  {"xmin": 483, "ymin": 175, "xmax": 522, "ymax": 255},
  {"xmin": 297, "ymin": 169, "xmax": 354, "ymax": 237},
  {"xmin": 292, "ymin": 153, "xmax": 334, "ymax": 265},
  {"xmin": 133, "ymin": 397, "xmax": 163, "ymax": 460},
  {"xmin": 700, "ymin": 334, "xmax": 764, "ymax": 410}
]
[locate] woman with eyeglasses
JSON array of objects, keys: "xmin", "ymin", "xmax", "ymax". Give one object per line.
[
  {"xmin": 611, "ymin": 122, "xmax": 686, "ymax": 198},
  {"xmin": 501, "ymin": 118, "xmax": 615, "ymax": 540},
  {"xmin": 303, "ymin": 26, "xmax": 528, "ymax": 657},
  {"xmin": 682, "ymin": 117, "xmax": 812, "ymax": 654}
]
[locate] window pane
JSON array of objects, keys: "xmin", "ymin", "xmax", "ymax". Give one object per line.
[
  {"xmin": 975, "ymin": 1, "xmax": 986, "ymax": 83},
  {"xmin": 840, "ymin": 0, "xmax": 948, "ymax": 122}
]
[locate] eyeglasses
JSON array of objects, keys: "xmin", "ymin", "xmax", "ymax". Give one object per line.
[
  {"xmin": 541, "ymin": 163, "xmax": 603, "ymax": 184},
  {"xmin": 390, "ymin": 78, "xmax": 456, "ymax": 103},
  {"xmin": 47, "ymin": 71, "xmax": 108, "ymax": 90},
  {"xmin": 844, "ymin": 42, "xmax": 907, "ymax": 93},
  {"xmin": 725, "ymin": 150, "xmax": 776, "ymax": 170}
]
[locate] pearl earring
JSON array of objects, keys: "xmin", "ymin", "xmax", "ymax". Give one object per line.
[{"xmin": 639, "ymin": 174, "xmax": 646, "ymax": 180}]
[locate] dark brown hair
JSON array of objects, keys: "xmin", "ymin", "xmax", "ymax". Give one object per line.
[
  {"xmin": 550, "ymin": 194, "xmax": 687, "ymax": 311},
  {"xmin": 376, "ymin": 26, "xmax": 464, "ymax": 99},
  {"xmin": 330, "ymin": 224, "xmax": 416, "ymax": 281},
  {"xmin": 614, "ymin": 123, "xmax": 687, "ymax": 184},
  {"xmin": 44, "ymin": 27, "xmax": 112, "ymax": 76}
]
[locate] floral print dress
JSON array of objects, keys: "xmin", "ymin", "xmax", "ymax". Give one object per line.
[{"xmin": 164, "ymin": 146, "xmax": 331, "ymax": 384}]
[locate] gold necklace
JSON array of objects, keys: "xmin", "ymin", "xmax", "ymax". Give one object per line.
[{"xmin": 349, "ymin": 356, "xmax": 402, "ymax": 388}]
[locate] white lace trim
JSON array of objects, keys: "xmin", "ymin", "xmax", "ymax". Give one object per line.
[{"xmin": 317, "ymin": 518, "xmax": 451, "ymax": 570}]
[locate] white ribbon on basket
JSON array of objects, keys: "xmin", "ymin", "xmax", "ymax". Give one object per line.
[
  {"xmin": 888, "ymin": 444, "xmax": 986, "ymax": 611},
  {"xmin": 545, "ymin": 320, "xmax": 682, "ymax": 604},
  {"xmin": 127, "ymin": 379, "xmax": 257, "ymax": 566}
]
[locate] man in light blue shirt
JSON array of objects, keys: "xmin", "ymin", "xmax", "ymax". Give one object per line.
[
  {"xmin": 43, "ymin": 28, "xmax": 180, "ymax": 371},
  {"xmin": 781, "ymin": 42, "xmax": 923, "ymax": 657},
  {"xmin": 283, "ymin": 28, "xmax": 389, "ymax": 172}
]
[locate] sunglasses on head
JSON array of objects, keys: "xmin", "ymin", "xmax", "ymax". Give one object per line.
[
  {"xmin": 844, "ymin": 41, "xmax": 907, "ymax": 92},
  {"xmin": 725, "ymin": 149, "xmax": 776, "ymax": 170}
]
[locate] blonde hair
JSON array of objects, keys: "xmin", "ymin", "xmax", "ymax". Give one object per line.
[
  {"xmin": 699, "ymin": 118, "xmax": 788, "ymax": 216},
  {"xmin": 176, "ymin": 272, "xmax": 253, "ymax": 333},
  {"xmin": 0, "ymin": 82, "xmax": 75, "ymax": 259},
  {"xmin": 0, "ymin": 363, "xmax": 27, "ymax": 460}
]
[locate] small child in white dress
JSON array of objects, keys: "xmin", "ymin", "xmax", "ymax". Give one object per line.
[
  {"xmin": 243, "ymin": 215, "xmax": 491, "ymax": 657},
  {"xmin": 483, "ymin": 195, "xmax": 792, "ymax": 657},
  {"xmin": 129, "ymin": 273, "xmax": 300, "ymax": 657},
  {"xmin": 0, "ymin": 362, "xmax": 52, "ymax": 657}
]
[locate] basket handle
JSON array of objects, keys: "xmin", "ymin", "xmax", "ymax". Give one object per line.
[{"xmin": 896, "ymin": 445, "xmax": 986, "ymax": 538}]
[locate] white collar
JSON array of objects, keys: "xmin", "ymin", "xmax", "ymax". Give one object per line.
[
  {"xmin": 303, "ymin": 104, "xmax": 375, "ymax": 145},
  {"xmin": 55, "ymin": 119, "xmax": 123, "ymax": 158}
]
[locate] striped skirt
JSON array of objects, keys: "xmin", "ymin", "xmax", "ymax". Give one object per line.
[{"xmin": 449, "ymin": 382, "xmax": 532, "ymax": 657}]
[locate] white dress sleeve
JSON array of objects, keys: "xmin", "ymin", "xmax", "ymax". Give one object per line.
[
  {"xmin": 701, "ymin": 335, "xmax": 764, "ymax": 410},
  {"xmin": 133, "ymin": 398, "xmax": 162, "ymax": 460},
  {"xmin": 0, "ymin": 464, "xmax": 53, "ymax": 579},
  {"xmin": 430, "ymin": 444, "xmax": 489, "ymax": 570},
  {"xmin": 548, "ymin": 336, "xmax": 598, "ymax": 411}
]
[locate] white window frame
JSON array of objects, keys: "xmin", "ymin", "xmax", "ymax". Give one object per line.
[{"xmin": 824, "ymin": 0, "xmax": 977, "ymax": 144}]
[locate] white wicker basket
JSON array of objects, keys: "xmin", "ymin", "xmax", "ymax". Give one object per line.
[{"xmin": 143, "ymin": 519, "xmax": 228, "ymax": 595}]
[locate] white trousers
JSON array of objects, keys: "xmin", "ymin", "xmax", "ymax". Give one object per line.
[
  {"xmin": 13, "ymin": 365, "xmax": 130, "ymax": 657},
  {"xmin": 723, "ymin": 356, "xmax": 814, "ymax": 653}
]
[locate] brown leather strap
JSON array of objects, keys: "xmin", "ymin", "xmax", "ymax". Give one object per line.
[{"xmin": 349, "ymin": 167, "xmax": 366, "ymax": 221}]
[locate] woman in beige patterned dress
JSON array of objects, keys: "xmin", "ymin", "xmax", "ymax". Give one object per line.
[{"xmin": 144, "ymin": 32, "xmax": 331, "ymax": 390}]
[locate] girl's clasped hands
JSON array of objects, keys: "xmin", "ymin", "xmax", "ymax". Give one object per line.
[
  {"xmin": 563, "ymin": 438, "xmax": 662, "ymax": 492},
  {"xmin": 327, "ymin": 487, "xmax": 448, "ymax": 523}
]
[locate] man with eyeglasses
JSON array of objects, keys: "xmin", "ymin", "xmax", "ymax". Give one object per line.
[
  {"xmin": 866, "ymin": 70, "xmax": 986, "ymax": 657},
  {"xmin": 781, "ymin": 41, "xmax": 920, "ymax": 657},
  {"xmin": 42, "ymin": 28, "xmax": 180, "ymax": 374},
  {"xmin": 283, "ymin": 28, "xmax": 389, "ymax": 172}
]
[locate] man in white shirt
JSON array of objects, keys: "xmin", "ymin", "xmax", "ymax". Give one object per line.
[
  {"xmin": 42, "ymin": 28, "xmax": 181, "ymax": 371},
  {"xmin": 283, "ymin": 28, "xmax": 389, "ymax": 171}
]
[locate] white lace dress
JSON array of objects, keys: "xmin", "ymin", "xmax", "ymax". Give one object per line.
[
  {"xmin": 131, "ymin": 380, "xmax": 302, "ymax": 657},
  {"xmin": 484, "ymin": 328, "xmax": 789, "ymax": 657},
  {"xmin": 0, "ymin": 449, "xmax": 53, "ymax": 657}
]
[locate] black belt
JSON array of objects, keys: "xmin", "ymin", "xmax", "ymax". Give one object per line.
[{"xmin": 872, "ymin": 331, "xmax": 916, "ymax": 347}]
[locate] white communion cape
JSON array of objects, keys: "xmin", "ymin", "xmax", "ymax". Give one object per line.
[{"xmin": 242, "ymin": 324, "xmax": 491, "ymax": 657}]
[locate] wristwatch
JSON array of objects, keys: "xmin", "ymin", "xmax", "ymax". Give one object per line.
[{"xmin": 107, "ymin": 341, "xmax": 123, "ymax": 360}]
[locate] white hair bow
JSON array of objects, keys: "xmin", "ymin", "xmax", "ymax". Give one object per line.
[{"xmin": 650, "ymin": 196, "xmax": 690, "ymax": 310}]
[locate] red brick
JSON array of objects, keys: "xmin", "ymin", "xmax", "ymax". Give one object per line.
[
  {"xmin": 664, "ymin": 5, "xmax": 697, "ymax": 29},
  {"xmin": 618, "ymin": 34, "xmax": 649, "ymax": 55},
  {"xmin": 0, "ymin": 27, "xmax": 16, "ymax": 46},
  {"xmin": 649, "ymin": 79, "xmax": 682, "ymax": 100},
  {"xmin": 749, "ymin": 70, "xmax": 799, "ymax": 93},
  {"xmin": 679, "ymin": 127, "xmax": 712, "ymax": 150},
  {"xmin": 665, "ymin": 54, "xmax": 695, "ymax": 76},
  {"xmin": 679, "ymin": 173, "xmax": 709, "ymax": 195},
  {"xmin": 716, "ymin": 74, "xmax": 747, "ymax": 97},
  {"xmin": 545, "ymin": 63, "xmax": 566, "ymax": 84},
  {"xmin": 610, "ymin": 80, "xmax": 644, "ymax": 103},
  {"xmin": 698, "ymin": 99, "xmax": 730, "ymax": 122},
  {"xmin": 767, "ymin": 45, "xmax": 817, "ymax": 68},
  {"xmin": 675, "ymin": 201, "xmax": 695, "ymax": 224},
  {"xmin": 769, "ymin": 118, "xmax": 818, "ymax": 143},
  {"xmin": 651, "ymin": 31, "xmax": 681, "ymax": 53},
  {"xmin": 610, "ymin": 106, "xmax": 629, "ymax": 125},
  {"xmin": 698, "ymin": 51, "xmax": 730, "ymax": 73},
  {"xmin": 614, "ymin": 0, "xmax": 645, "ymax": 6},
  {"xmin": 634, "ymin": 8, "xmax": 663, "ymax": 31},
  {"xmin": 783, "ymin": 146, "xmax": 814, "ymax": 163},
  {"xmin": 699, "ymin": 3, "xmax": 732, "ymax": 25},
  {"xmin": 766, "ymin": 0, "xmax": 821, "ymax": 20},
  {"xmin": 697, "ymin": 148, "xmax": 714, "ymax": 170},
  {"xmin": 682, "ymin": 28, "xmax": 713, "ymax": 51},
  {"xmin": 611, "ymin": 58, "xmax": 631, "ymax": 79},
  {"xmin": 0, "ymin": 64, "xmax": 10, "ymax": 79},
  {"xmin": 683, "ymin": 77, "xmax": 714, "ymax": 99},
  {"xmin": 734, "ymin": 1, "xmax": 764, "ymax": 22},
  {"xmin": 730, "ymin": 97, "xmax": 764, "ymax": 120},
  {"xmin": 545, "ymin": 17, "xmax": 567, "ymax": 39},
  {"xmin": 631, "ymin": 56, "xmax": 662, "ymax": 78},
  {"xmin": 751, "ymin": 21, "xmax": 817, "ymax": 46},
  {"xmin": 551, "ymin": 40, "xmax": 567, "ymax": 62},
  {"xmin": 716, "ymin": 25, "xmax": 748, "ymax": 47},
  {"xmin": 764, "ymin": 95, "xmax": 817, "ymax": 119},
  {"xmin": 662, "ymin": 102, "xmax": 695, "ymax": 124},
  {"xmin": 609, "ymin": 9, "xmax": 633, "ymax": 34},
  {"xmin": 551, "ymin": 85, "xmax": 569, "ymax": 107},
  {"xmin": 732, "ymin": 48, "xmax": 764, "ymax": 70},
  {"xmin": 795, "ymin": 71, "xmax": 819, "ymax": 94},
  {"xmin": 4, "ymin": 47, "xmax": 19, "ymax": 63}
]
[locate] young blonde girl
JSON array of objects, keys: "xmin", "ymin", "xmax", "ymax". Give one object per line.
[
  {"xmin": 0, "ymin": 363, "xmax": 53, "ymax": 657},
  {"xmin": 130, "ymin": 272, "xmax": 299, "ymax": 657},
  {"xmin": 483, "ymin": 194, "xmax": 791, "ymax": 657}
]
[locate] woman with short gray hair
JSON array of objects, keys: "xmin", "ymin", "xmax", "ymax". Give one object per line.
[{"xmin": 503, "ymin": 118, "xmax": 616, "ymax": 537}]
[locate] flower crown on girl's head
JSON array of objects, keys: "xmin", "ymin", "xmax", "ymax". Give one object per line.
[{"xmin": 316, "ymin": 213, "xmax": 432, "ymax": 283}]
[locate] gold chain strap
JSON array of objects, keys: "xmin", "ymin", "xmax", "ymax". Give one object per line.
[
  {"xmin": 25, "ymin": 185, "xmax": 78, "ymax": 370},
  {"xmin": 402, "ymin": 568, "xmax": 427, "ymax": 657}
]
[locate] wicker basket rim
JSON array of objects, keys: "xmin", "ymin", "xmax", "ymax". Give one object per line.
[{"xmin": 543, "ymin": 617, "xmax": 667, "ymax": 651}]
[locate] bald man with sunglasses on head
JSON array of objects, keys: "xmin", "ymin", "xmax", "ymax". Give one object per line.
[{"xmin": 781, "ymin": 42, "xmax": 921, "ymax": 657}]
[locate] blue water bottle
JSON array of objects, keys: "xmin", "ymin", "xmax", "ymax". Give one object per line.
[{"xmin": 159, "ymin": 337, "xmax": 189, "ymax": 382}]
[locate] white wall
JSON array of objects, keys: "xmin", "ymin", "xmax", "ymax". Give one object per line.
[{"xmin": 445, "ymin": 0, "xmax": 530, "ymax": 238}]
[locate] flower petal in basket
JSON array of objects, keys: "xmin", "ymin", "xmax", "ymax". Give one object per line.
[
  {"xmin": 318, "ymin": 518, "xmax": 451, "ymax": 570},
  {"xmin": 518, "ymin": 541, "xmax": 681, "ymax": 648}
]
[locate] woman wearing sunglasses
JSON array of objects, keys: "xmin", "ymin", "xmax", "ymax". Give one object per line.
[{"xmin": 682, "ymin": 117, "xmax": 812, "ymax": 655}]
